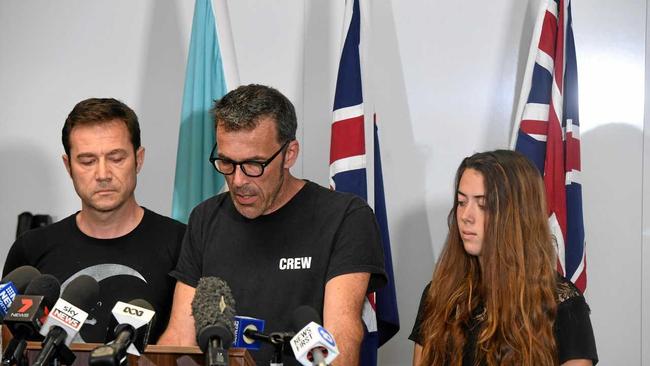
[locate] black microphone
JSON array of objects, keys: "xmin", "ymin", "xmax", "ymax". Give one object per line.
[
  {"xmin": 89, "ymin": 299, "xmax": 156, "ymax": 366},
  {"xmin": 2, "ymin": 274, "xmax": 60, "ymax": 366},
  {"xmin": 33, "ymin": 275, "xmax": 100, "ymax": 366},
  {"xmin": 192, "ymin": 277, "xmax": 236, "ymax": 366},
  {"xmin": 0, "ymin": 266, "xmax": 41, "ymax": 318}
]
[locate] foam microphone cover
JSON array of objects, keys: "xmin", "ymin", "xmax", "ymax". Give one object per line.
[
  {"xmin": 2, "ymin": 266, "xmax": 41, "ymax": 293},
  {"xmin": 61, "ymin": 274, "xmax": 100, "ymax": 310},
  {"xmin": 128, "ymin": 299, "xmax": 153, "ymax": 312},
  {"xmin": 291, "ymin": 305, "xmax": 321, "ymax": 331},
  {"xmin": 24, "ymin": 274, "xmax": 60, "ymax": 309},
  {"xmin": 127, "ymin": 299, "xmax": 156, "ymax": 339},
  {"xmin": 128, "ymin": 298, "xmax": 155, "ymax": 324},
  {"xmin": 191, "ymin": 277, "xmax": 236, "ymax": 350}
]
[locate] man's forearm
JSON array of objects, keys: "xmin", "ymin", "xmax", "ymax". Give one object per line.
[{"xmin": 329, "ymin": 317, "xmax": 364, "ymax": 366}]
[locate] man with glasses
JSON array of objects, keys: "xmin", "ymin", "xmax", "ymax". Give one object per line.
[{"xmin": 159, "ymin": 84, "xmax": 387, "ymax": 366}]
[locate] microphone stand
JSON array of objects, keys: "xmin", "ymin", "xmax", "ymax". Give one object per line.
[
  {"xmin": 206, "ymin": 337, "xmax": 228, "ymax": 366},
  {"xmin": 32, "ymin": 327, "xmax": 75, "ymax": 366},
  {"xmin": 245, "ymin": 330, "xmax": 294, "ymax": 366},
  {"xmin": 1, "ymin": 338, "xmax": 27, "ymax": 366}
]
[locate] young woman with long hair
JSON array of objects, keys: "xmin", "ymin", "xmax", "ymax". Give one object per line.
[{"xmin": 410, "ymin": 150, "xmax": 597, "ymax": 366}]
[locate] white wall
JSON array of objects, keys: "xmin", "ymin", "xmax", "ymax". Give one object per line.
[{"xmin": 0, "ymin": 1, "xmax": 646, "ymax": 364}]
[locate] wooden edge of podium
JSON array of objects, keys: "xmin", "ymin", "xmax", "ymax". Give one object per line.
[
  {"xmin": 3, "ymin": 327, "xmax": 254, "ymax": 365},
  {"xmin": 22, "ymin": 342, "xmax": 255, "ymax": 366},
  {"xmin": 25, "ymin": 341, "xmax": 252, "ymax": 356},
  {"xmin": 24, "ymin": 341, "xmax": 204, "ymax": 354}
]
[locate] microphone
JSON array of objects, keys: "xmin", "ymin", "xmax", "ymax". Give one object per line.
[
  {"xmin": 0, "ymin": 266, "xmax": 41, "ymax": 318},
  {"xmin": 88, "ymin": 299, "xmax": 156, "ymax": 366},
  {"xmin": 289, "ymin": 306, "xmax": 339, "ymax": 366},
  {"xmin": 2, "ymin": 274, "xmax": 60, "ymax": 366},
  {"xmin": 233, "ymin": 315, "xmax": 295, "ymax": 364},
  {"xmin": 33, "ymin": 275, "xmax": 100, "ymax": 366},
  {"xmin": 192, "ymin": 277, "xmax": 236, "ymax": 366},
  {"xmin": 233, "ymin": 316, "xmax": 266, "ymax": 350}
]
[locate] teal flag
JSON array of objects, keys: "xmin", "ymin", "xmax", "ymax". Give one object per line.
[{"xmin": 172, "ymin": 0, "xmax": 228, "ymax": 223}]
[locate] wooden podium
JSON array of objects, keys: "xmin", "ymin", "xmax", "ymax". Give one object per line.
[{"xmin": 18, "ymin": 341, "xmax": 255, "ymax": 366}]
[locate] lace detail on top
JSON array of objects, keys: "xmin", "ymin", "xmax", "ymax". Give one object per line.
[{"xmin": 556, "ymin": 276, "xmax": 583, "ymax": 304}]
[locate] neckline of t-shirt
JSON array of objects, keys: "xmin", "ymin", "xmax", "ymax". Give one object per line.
[
  {"xmin": 70, "ymin": 207, "xmax": 150, "ymax": 244},
  {"xmin": 228, "ymin": 180, "xmax": 314, "ymax": 222}
]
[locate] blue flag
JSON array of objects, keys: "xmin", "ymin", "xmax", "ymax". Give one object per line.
[
  {"xmin": 372, "ymin": 121, "xmax": 400, "ymax": 347},
  {"xmin": 172, "ymin": 0, "xmax": 233, "ymax": 223},
  {"xmin": 329, "ymin": 1, "xmax": 400, "ymax": 364}
]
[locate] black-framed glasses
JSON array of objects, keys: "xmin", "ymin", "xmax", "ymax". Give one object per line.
[{"xmin": 209, "ymin": 140, "xmax": 290, "ymax": 178}]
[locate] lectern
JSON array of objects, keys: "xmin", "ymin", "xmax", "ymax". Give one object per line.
[{"xmin": 1, "ymin": 327, "xmax": 254, "ymax": 366}]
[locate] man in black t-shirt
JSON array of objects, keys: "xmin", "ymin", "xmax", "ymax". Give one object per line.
[
  {"xmin": 3, "ymin": 98, "xmax": 185, "ymax": 343},
  {"xmin": 159, "ymin": 84, "xmax": 386, "ymax": 366}
]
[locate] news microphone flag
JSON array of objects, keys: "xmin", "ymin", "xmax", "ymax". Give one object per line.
[
  {"xmin": 172, "ymin": 0, "xmax": 240, "ymax": 223},
  {"xmin": 511, "ymin": 0, "xmax": 587, "ymax": 291},
  {"xmin": 329, "ymin": 0, "xmax": 399, "ymax": 364},
  {"xmin": 110, "ymin": 301, "xmax": 156, "ymax": 356},
  {"xmin": 290, "ymin": 321, "xmax": 339, "ymax": 366},
  {"xmin": 0, "ymin": 282, "xmax": 18, "ymax": 318},
  {"xmin": 232, "ymin": 316, "xmax": 265, "ymax": 350}
]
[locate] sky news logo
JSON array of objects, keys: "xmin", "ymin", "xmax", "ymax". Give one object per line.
[{"xmin": 51, "ymin": 308, "xmax": 82, "ymax": 330}]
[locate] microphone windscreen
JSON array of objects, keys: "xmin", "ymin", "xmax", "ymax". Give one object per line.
[
  {"xmin": 61, "ymin": 275, "xmax": 99, "ymax": 311},
  {"xmin": 128, "ymin": 299, "xmax": 154, "ymax": 311},
  {"xmin": 1, "ymin": 266, "xmax": 40, "ymax": 292},
  {"xmin": 128, "ymin": 298, "xmax": 156, "ymax": 329},
  {"xmin": 292, "ymin": 305, "xmax": 321, "ymax": 331},
  {"xmin": 24, "ymin": 274, "xmax": 60, "ymax": 309},
  {"xmin": 191, "ymin": 277, "xmax": 236, "ymax": 336}
]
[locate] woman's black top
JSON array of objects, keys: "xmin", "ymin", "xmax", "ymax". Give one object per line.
[{"xmin": 409, "ymin": 276, "xmax": 598, "ymax": 365}]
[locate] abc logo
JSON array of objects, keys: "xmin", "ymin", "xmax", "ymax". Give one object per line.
[{"xmin": 123, "ymin": 306, "xmax": 144, "ymax": 317}]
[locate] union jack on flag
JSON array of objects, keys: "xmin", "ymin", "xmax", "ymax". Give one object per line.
[
  {"xmin": 511, "ymin": 0, "xmax": 587, "ymax": 292},
  {"xmin": 329, "ymin": 0, "xmax": 400, "ymax": 364}
]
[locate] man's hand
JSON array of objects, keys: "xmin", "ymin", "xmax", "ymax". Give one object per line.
[{"xmin": 157, "ymin": 281, "xmax": 197, "ymax": 345}]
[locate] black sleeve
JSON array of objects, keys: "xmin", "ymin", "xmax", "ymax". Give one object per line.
[
  {"xmin": 169, "ymin": 206, "xmax": 205, "ymax": 288},
  {"xmin": 555, "ymin": 295, "xmax": 599, "ymax": 364},
  {"xmin": 409, "ymin": 282, "xmax": 431, "ymax": 345},
  {"xmin": 325, "ymin": 202, "xmax": 387, "ymax": 292}
]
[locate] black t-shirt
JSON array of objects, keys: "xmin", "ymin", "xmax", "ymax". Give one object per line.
[
  {"xmin": 409, "ymin": 276, "xmax": 598, "ymax": 365},
  {"xmin": 171, "ymin": 180, "xmax": 387, "ymax": 365},
  {"xmin": 3, "ymin": 208, "xmax": 185, "ymax": 344}
]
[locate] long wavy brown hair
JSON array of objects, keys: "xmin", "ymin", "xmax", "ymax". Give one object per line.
[{"xmin": 419, "ymin": 150, "xmax": 558, "ymax": 366}]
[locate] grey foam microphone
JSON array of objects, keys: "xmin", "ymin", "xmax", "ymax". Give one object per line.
[{"xmin": 192, "ymin": 277, "xmax": 236, "ymax": 366}]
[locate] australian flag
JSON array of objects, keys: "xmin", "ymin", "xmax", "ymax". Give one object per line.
[
  {"xmin": 512, "ymin": 0, "xmax": 587, "ymax": 292},
  {"xmin": 329, "ymin": 0, "xmax": 400, "ymax": 364}
]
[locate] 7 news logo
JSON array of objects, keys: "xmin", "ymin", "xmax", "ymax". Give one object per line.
[
  {"xmin": 17, "ymin": 298, "xmax": 33, "ymax": 312},
  {"xmin": 8, "ymin": 297, "xmax": 35, "ymax": 318}
]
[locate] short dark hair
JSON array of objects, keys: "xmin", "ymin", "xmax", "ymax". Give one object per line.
[
  {"xmin": 62, "ymin": 98, "xmax": 141, "ymax": 156},
  {"xmin": 213, "ymin": 84, "xmax": 297, "ymax": 144}
]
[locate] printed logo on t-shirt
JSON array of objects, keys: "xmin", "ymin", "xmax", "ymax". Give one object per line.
[
  {"xmin": 278, "ymin": 257, "xmax": 312, "ymax": 270},
  {"xmin": 61, "ymin": 264, "xmax": 147, "ymax": 342}
]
